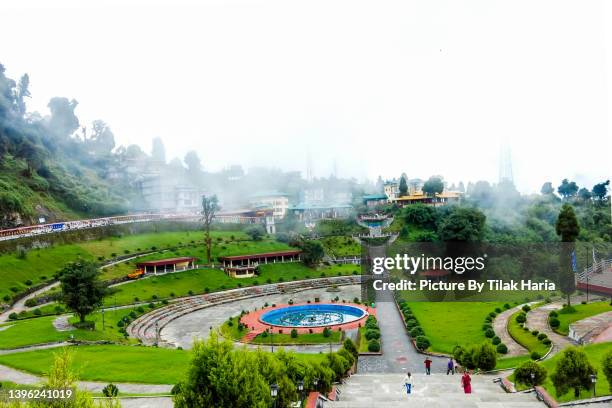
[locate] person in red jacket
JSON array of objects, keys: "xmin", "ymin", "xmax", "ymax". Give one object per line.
[
  {"xmin": 424, "ymin": 357, "xmax": 432, "ymax": 375},
  {"xmin": 461, "ymin": 371, "xmax": 472, "ymax": 394}
]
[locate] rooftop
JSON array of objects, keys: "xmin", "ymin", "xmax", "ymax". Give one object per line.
[
  {"xmin": 219, "ymin": 250, "xmax": 302, "ymax": 261},
  {"xmin": 136, "ymin": 257, "xmax": 197, "ymax": 267}
]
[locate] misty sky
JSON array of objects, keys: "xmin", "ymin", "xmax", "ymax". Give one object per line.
[{"xmin": 1, "ymin": 0, "xmax": 610, "ymax": 193}]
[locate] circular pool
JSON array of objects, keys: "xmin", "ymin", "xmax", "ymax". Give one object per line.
[{"xmin": 259, "ymin": 304, "xmax": 367, "ymax": 328}]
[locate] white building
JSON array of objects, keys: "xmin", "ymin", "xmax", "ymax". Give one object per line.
[
  {"xmin": 249, "ymin": 191, "xmax": 289, "ymax": 219},
  {"xmin": 141, "ymin": 176, "xmax": 201, "ymax": 213}
]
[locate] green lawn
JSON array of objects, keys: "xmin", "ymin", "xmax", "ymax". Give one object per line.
[
  {"xmin": 357, "ymin": 327, "xmax": 370, "ymax": 353},
  {"xmin": 318, "ymin": 236, "xmax": 361, "ymax": 257},
  {"xmin": 106, "ymin": 262, "xmax": 358, "ymax": 307},
  {"xmin": 252, "ymin": 331, "xmax": 342, "ymax": 345},
  {"xmin": 507, "ymin": 309, "xmax": 550, "ymax": 356},
  {"xmin": 0, "ymin": 314, "xmax": 135, "ymax": 349},
  {"xmin": 511, "ymin": 343, "xmax": 612, "ymax": 403},
  {"xmin": 0, "ymin": 230, "xmax": 247, "ymax": 300},
  {"xmin": 495, "ymin": 355, "xmax": 530, "ymax": 370},
  {"xmin": 0, "ymin": 345, "xmax": 330, "ymax": 384},
  {"xmin": 407, "ymin": 302, "xmax": 503, "ymax": 354},
  {"xmin": 555, "ymin": 301, "xmax": 612, "ymax": 335},
  {"xmin": 0, "ymin": 345, "xmax": 190, "ymax": 384}
]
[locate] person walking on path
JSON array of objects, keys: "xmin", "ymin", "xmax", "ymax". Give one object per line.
[
  {"xmin": 461, "ymin": 371, "xmax": 472, "ymax": 394},
  {"xmin": 424, "ymin": 357, "xmax": 432, "ymax": 375},
  {"xmin": 447, "ymin": 358, "xmax": 455, "ymax": 375},
  {"xmin": 403, "ymin": 372, "xmax": 413, "ymax": 395}
]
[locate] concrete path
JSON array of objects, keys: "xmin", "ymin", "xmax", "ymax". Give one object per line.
[
  {"xmin": 116, "ymin": 397, "xmax": 173, "ymax": 408},
  {"xmin": 0, "ymin": 282, "xmax": 60, "ymax": 323},
  {"xmin": 0, "ymin": 363, "xmax": 173, "ymax": 394},
  {"xmin": 0, "ymin": 341, "xmax": 70, "ymax": 355},
  {"xmin": 526, "ymin": 302, "xmax": 576, "ymax": 357},
  {"xmin": 493, "ymin": 305, "xmax": 529, "ymax": 357},
  {"xmin": 357, "ymin": 245, "xmax": 446, "ymax": 374},
  {"xmin": 162, "ymin": 285, "xmax": 361, "ymax": 352}
]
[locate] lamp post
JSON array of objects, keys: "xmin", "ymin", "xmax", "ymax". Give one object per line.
[
  {"xmin": 102, "ymin": 308, "xmax": 105, "ymax": 331},
  {"xmin": 297, "ymin": 380, "xmax": 304, "ymax": 403},
  {"xmin": 270, "ymin": 383, "xmax": 279, "ymax": 408},
  {"xmin": 270, "ymin": 326, "xmax": 274, "ymax": 353},
  {"xmin": 530, "ymin": 372, "xmax": 535, "ymax": 389},
  {"xmin": 313, "ymin": 378, "xmax": 318, "ymax": 392},
  {"xmin": 590, "ymin": 374, "xmax": 597, "ymax": 397}
]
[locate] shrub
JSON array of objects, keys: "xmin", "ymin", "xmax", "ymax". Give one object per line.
[
  {"xmin": 8, "ymin": 313, "xmax": 18, "ymax": 320},
  {"xmin": 492, "ymin": 336, "xmax": 501, "ymax": 345},
  {"xmin": 485, "ymin": 328, "xmax": 495, "ymax": 338},
  {"xmin": 290, "ymin": 329, "xmax": 298, "ymax": 338},
  {"xmin": 514, "ymin": 361, "xmax": 547, "ymax": 387},
  {"xmin": 522, "ymin": 305, "xmax": 531, "ymax": 313},
  {"xmin": 406, "ymin": 319, "xmax": 418, "ymax": 329},
  {"xmin": 543, "ymin": 339, "xmax": 552, "ymax": 346},
  {"xmin": 549, "ymin": 310, "xmax": 558, "ymax": 318},
  {"xmin": 531, "ymin": 330, "xmax": 539, "ymax": 336},
  {"xmin": 489, "ymin": 312, "xmax": 497, "ymax": 318},
  {"xmin": 549, "ymin": 317, "xmax": 560, "ymax": 328},
  {"xmin": 409, "ymin": 326, "xmax": 424, "ymax": 337},
  {"xmin": 323, "ymin": 327, "xmax": 332, "ymax": 338},
  {"xmin": 24, "ymin": 299, "xmax": 37, "ymax": 308},
  {"xmin": 531, "ymin": 351, "xmax": 542, "ymax": 360},
  {"xmin": 137, "ymin": 306, "xmax": 145, "ymax": 313},
  {"xmin": 516, "ymin": 313, "xmax": 527, "ymax": 323},
  {"xmin": 415, "ymin": 336, "xmax": 430, "ymax": 351},
  {"xmin": 482, "ymin": 324, "xmax": 493, "ymax": 331},
  {"xmin": 2, "ymin": 295, "xmax": 10, "ymax": 302},
  {"xmin": 602, "ymin": 351, "xmax": 612, "ymax": 394},
  {"xmin": 496, "ymin": 343, "xmax": 508, "ymax": 354},
  {"xmin": 343, "ymin": 338, "xmax": 358, "ymax": 358},
  {"xmin": 365, "ymin": 329, "xmax": 381, "ymax": 340},
  {"xmin": 477, "ymin": 342, "xmax": 498, "ymax": 369},
  {"xmin": 484, "ymin": 316, "xmax": 493, "ymax": 323},
  {"xmin": 102, "ymin": 383, "xmax": 119, "ymax": 397},
  {"xmin": 367, "ymin": 339, "xmax": 381, "ymax": 352},
  {"xmin": 503, "ymin": 303, "xmax": 511, "ymax": 309},
  {"xmin": 33, "ymin": 308, "xmax": 42, "ymax": 316},
  {"xmin": 24, "ymin": 279, "xmax": 33, "ymax": 286},
  {"xmin": 559, "ymin": 305, "xmax": 576, "ymax": 314},
  {"xmin": 537, "ymin": 333, "xmax": 547, "ymax": 341}
]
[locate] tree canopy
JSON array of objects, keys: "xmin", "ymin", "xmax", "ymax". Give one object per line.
[{"xmin": 59, "ymin": 260, "xmax": 106, "ymax": 323}]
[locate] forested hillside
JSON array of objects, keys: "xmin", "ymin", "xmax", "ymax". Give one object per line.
[{"xmin": 0, "ymin": 63, "xmax": 145, "ymax": 227}]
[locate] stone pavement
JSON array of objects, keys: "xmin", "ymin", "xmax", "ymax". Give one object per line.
[
  {"xmin": 493, "ymin": 305, "xmax": 529, "ymax": 357},
  {"xmin": 162, "ymin": 285, "xmax": 362, "ymax": 351},
  {"xmin": 357, "ymin": 244, "xmax": 446, "ymax": 374},
  {"xmin": 0, "ymin": 363, "xmax": 173, "ymax": 394},
  {"xmin": 527, "ymin": 302, "xmax": 576, "ymax": 357},
  {"xmin": 328, "ymin": 373, "xmax": 545, "ymax": 407}
]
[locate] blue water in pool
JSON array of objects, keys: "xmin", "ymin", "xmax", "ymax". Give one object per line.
[{"xmin": 260, "ymin": 304, "xmax": 366, "ymax": 327}]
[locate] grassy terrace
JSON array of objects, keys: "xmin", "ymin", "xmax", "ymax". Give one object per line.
[
  {"xmin": 0, "ymin": 230, "xmax": 247, "ymax": 299},
  {"xmin": 318, "ymin": 236, "xmax": 361, "ymax": 258},
  {"xmin": 106, "ymin": 262, "xmax": 359, "ymax": 307},
  {"xmin": 507, "ymin": 308, "xmax": 550, "ymax": 357},
  {"xmin": 555, "ymin": 301, "xmax": 612, "ymax": 335},
  {"xmin": 0, "ymin": 345, "xmax": 329, "ymax": 384},
  {"xmin": 510, "ymin": 343, "xmax": 612, "ymax": 403},
  {"xmin": 407, "ymin": 302, "xmax": 503, "ymax": 354},
  {"xmin": 0, "ymin": 313, "xmax": 132, "ymax": 349}
]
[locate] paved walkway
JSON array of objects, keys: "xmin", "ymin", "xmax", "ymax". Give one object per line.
[
  {"xmin": 0, "ymin": 364, "xmax": 172, "ymax": 394},
  {"xmin": 493, "ymin": 304, "xmax": 530, "ymax": 357},
  {"xmin": 162, "ymin": 285, "xmax": 362, "ymax": 352},
  {"xmin": 527, "ymin": 302, "xmax": 576, "ymax": 357},
  {"xmin": 0, "ymin": 281, "xmax": 60, "ymax": 323},
  {"xmin": 357, "ymin": 245, "xmax": 446, "ymax": 374}
]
